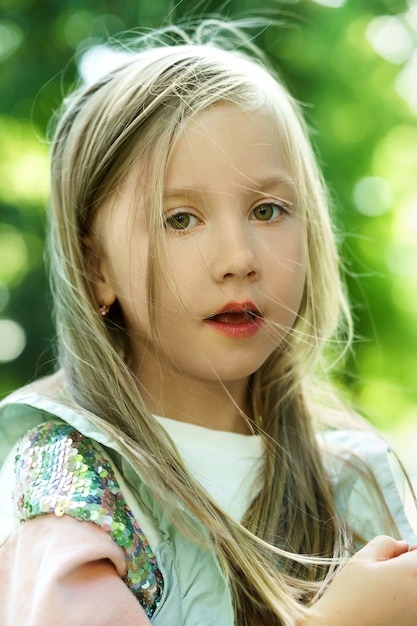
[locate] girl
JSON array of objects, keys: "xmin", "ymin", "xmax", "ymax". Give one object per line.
[{"xmin": 0, "ymin": 19, "xmax": 416, "ymax": 626}]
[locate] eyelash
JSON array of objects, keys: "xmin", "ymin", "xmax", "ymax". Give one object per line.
[{"xmin": 164, "ymin": 200, "xmax": 291, "ymax": 232}]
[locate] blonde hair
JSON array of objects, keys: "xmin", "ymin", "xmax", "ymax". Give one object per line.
[{"xmin": 47, "ymin": 20, "xmax": 395, "ymax": 625}]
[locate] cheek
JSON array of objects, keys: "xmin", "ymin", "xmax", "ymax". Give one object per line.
[
  {"xmin": 268, "ymin": 232, "xmax": 306, "ymax": 300},
  {"xmin": 112, "ymin": 247, "xmax": 150, "ymax": 330},
  {"xmin": 161, "ymin": 241, "xmax": 203, "ymax": 303}
]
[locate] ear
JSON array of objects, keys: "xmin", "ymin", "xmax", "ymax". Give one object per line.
[{"xmin": 83, "ymin": 237, "xmax": 116, "ymax": 309}]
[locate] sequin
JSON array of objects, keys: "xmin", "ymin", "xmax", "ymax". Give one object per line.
[{"xmin": 13, "ymin": 422, "xmax": 164, "ymax": 619}]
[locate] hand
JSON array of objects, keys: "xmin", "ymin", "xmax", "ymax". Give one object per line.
[{"xmin": 305, "ymin": 535, "xmax": 417, "ymax": 626}]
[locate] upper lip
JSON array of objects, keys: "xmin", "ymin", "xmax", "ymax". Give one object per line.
[{"xmin": 206, "ymin": 301, "xmax": 262, "ymax": 320}]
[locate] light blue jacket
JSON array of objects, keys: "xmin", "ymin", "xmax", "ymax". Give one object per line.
[{"xmin": 1, "ymin": 391, "xmax": 416, "ymax": 624}]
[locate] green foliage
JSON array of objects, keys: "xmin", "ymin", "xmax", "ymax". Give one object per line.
[{"xmin": 1, "ymin": 0, "xmax": 416, "ymax": 464}]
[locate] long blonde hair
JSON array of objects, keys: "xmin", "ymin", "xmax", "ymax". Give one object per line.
[{"xmin": 47, "ymin": 20, "xmax": 390, "ymax": 625}]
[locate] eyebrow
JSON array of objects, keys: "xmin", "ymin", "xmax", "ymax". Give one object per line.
[
  {"xmin": 248, "ymin": 175, "xmax": 296, "ymax": 192},
  {"xmin": 163, "ymin": 175, "xmax": 296, "ymax": 199}
]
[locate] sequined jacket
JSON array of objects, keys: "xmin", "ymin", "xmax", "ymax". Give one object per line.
[{"xmin": 0, "ymin": 390, "xmax": 416, "ymax": 625}]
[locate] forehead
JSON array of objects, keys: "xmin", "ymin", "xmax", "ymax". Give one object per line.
[{"xmin": 164, "ymin": 103, "xmax": 294, "ymax": 197}]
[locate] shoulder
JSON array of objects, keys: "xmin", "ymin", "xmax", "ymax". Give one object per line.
[
  {"xmin": 14, "ymin": 421, "xmax": 164, "ymax": 619},
  {"xmin": 0, "ymin": 372, "xmax": 124, "ymax": 463},
  {"xmin": 0, "ymin": 372, "xmax": 69, "ymax": 461},
  {"xmin": 0, "ymin": 371, "xmax": 66, "ymax": 412},
  {"xmin": 319, "ymin": 429, "xmax": 417, "ymax": 545},
  {"xmin": 319, "ymin": 428, "xmax": 392, "ymax": 474}
]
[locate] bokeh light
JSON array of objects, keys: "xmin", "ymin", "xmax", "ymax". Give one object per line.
[
  {"xmin": 0, "ymin": 228, "xmax": 28, "ymax": 285},
  {"xmin": 0, "ymin": 118, "xmax": 49, "ymax": 209},
  {"xmin": 352, "ymin": 176, "xmax": 393, "ymax": 217},
  {"xmin": 0, "ymin": 319, "xmax": 26, "ymax": 363},
  {"xmin": 311, "ymin": 0, "xmax": 347, "ymax": 7},
  {"xmin": 366, "ymin": 16, "xmax": 414, "ymax": 65},
  {"xmin": 79, "ymin": 44, "xmax": 132, "ymax": 84},
  {"xmin": 0, "ymin": 20, "xmax": 23, "ymax": 62}
]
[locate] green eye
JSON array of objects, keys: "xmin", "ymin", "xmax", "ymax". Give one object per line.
[
  {"xmin": 165, "ymin": 212, "xmax": 192, "ymax": 230},
  {"xmin": 252, "ymin": 204, "xmax": 281, "ymax": 221}
]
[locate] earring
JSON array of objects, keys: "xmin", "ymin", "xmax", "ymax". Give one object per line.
[{"xmin": 99, "ymin": 304, "xmax": 110, "ymax": 317}]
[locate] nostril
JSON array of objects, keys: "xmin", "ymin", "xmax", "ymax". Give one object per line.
[{"xmin": 223, "ymin": 269, "xmax": 257, "ymax": 281}]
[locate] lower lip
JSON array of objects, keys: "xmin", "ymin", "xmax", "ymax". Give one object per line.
[{"xmin": 204, "ymin": 317, "xmax": 263, "ymax": 339}]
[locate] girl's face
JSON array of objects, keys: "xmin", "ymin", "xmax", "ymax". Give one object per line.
[{"xmin": 93, "ymin": 104, "xmax": 306, "ymax": 399}]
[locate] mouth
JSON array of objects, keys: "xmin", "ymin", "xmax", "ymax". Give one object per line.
[
  {"xmin": 207, "ymin": 301, "xmax": 262, "ymax": 323},
  {"xmin": 204, "ymin": 302, "xmax": 263, "ymax": 338}
]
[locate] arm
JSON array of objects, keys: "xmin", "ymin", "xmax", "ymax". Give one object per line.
[
  {"xmin": 304, "ymin": 535, "xmax": 417, "ymax": 626},
  {"xmin": 11, "ymin": 421, "xmax": 163, "ymax": 618},
  {"xmin": 0, "ymin": 514, "xmax": 152, "ymax": 626}
]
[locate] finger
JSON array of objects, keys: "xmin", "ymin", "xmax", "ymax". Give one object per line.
[{"xmin": 357, "ymin": 535, "xmax": 409, "ymax": 562}]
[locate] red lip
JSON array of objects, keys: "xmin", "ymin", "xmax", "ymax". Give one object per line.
[{"xmin": 204, "ymin": 301, "xmax": 263, "ymax": 339}]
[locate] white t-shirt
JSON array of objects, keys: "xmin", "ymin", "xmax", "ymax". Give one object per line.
[{"xmin": 154, "ymin": 415, "xmax": 264, "ymax": 522}]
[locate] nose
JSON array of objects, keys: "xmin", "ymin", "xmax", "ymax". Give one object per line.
[{"xmin": 211, "ymin": 221, "xmax": 258, "ymax": 283}]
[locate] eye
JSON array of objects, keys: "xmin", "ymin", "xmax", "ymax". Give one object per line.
[
  {"xmin": 251, "ymin": 202, "xmax": 286, "ymax": 222},
  {"xmin": 164, "ymin": 211, "xmax": 200, "ymax": 231}
]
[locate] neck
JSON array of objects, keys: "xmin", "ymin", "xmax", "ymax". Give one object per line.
[{"xmin": 137, "ymin": 369, "xmax": 253, "ymax": 435}]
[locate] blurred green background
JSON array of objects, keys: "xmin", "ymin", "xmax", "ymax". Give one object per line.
[{"xmin": 1, "ymin": 0, "xmax": 416, "ymax": 471}]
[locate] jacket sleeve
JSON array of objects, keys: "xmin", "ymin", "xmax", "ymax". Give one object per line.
[
  {"xmin": 0, "ymin": 514, "xmax": 152, "ymax": 625},
  {"xmin": 321, "ymin": 429, "xmax": 417, "ymax": 546},
  {"xmin": 3, "ymin": 421, "xmax": 164, "ymax": 623}
]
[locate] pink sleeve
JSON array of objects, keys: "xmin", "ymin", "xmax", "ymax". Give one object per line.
[{"xmin": 0, "ymin": 514, "xmax": 152, "ymax": 626}]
